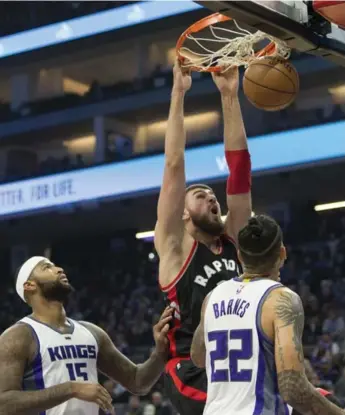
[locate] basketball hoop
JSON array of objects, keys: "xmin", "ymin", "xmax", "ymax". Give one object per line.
[{"xmin": 176, "ymin": 13, "xmax": 291, "ymax": 72}]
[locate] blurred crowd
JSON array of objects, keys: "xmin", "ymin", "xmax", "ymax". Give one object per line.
[{"xmin": 0, "ymin": 208, "xmax": 344, "ymax": 413}]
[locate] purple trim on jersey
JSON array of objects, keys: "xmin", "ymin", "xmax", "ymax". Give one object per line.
[
  {"xmin": 254, "ymin": 283, "xmax": 283, "ymax": 415},
  {"xmin": 253, "ymin": 342, "xmax": 265, "ymax": 415},
  {"xmin": 30, "ymin": 327, "xmax": 46, "ymax": 415},
  {"xmin": 256, "ymin": 283, "xmax": 282, "ymax": 345},
  {"xmin": 233, "ymin": 277, "xmax": 273, "ymax": 283},
  {"xmin": 275, "ymin": 392, "xmax": 279, "ymax": 415},
  {"xmin": 19, "ymin": 322, "xmax": 40, "ymax": 364},
  {"xmin": 273, "ymin": 369, "xmax": 290, "ymax": 415},
  {"xmin": 274, "ymin": 370, "xmax": 280, "ymax": 415},
  {"xmin": 27, "ymin": 315, "xmax": 75, "ymax": 335}
]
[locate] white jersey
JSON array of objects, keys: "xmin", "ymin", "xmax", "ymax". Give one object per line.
[
  {"xmin": 204, "ymin": 277, "xmax": 292, "ymax": 415},
  {"xmin": 20, "ymin": 316, "xmax": 99, "ymax": 415}
]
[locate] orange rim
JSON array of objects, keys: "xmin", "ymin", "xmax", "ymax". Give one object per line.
[{"xmin": 176, "ymin": 12, "xmax": 277, "ymax": 72}]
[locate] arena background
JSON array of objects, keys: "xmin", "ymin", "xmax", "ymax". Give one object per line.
[{"xmin": 0, "ymin": 2, "xmax": 344, "ymax": 414}]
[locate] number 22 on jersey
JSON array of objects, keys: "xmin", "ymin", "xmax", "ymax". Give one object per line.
[{"xmin": 208, "ymin": 329, "xmax": 253, "ymax": 382}]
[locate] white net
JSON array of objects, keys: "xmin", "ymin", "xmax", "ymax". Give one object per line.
[{"xmin": 180, "ymin": 20, "xmax": 291, "ymax": 71}]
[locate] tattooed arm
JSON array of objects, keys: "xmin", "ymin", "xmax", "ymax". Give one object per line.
[
  {"xmin": 0, "ymin": 324, "xmax": 75, "ymax": 415},
  {"xmin": 81, "ymin": 307, "xmax": 172, "ymax": 395},
  {"xmin": 191, "ymin": 293, "xmax": 211, "ymax": 368},
  {"xmin": 272, "ymin": 288, "xmax": 345, "ymax": 415}
]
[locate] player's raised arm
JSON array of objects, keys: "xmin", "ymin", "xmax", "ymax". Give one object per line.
[
  {"xmin": 212, "ymin": 68, "xmax": 252, "ymax": 243},
  {"xmin": 82, "ymin": 307, "xmax": 173, "ymax": 396},
  {"xmin": 0, "ymin": 324, "xmax": 114, "ymax": 415},
  {"xmin": 272, "ymin": 288, "xmax": 345, "ymax": 415},
  {"xmin": 154, "ymin": 60, "xmax": 191, "ymax": 261},
  {"xmin": 191, "ymin": 293, "xmax": 211, "ymax": 368}
]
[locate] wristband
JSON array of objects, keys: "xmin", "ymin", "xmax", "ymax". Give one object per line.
[{"xmin": 225, "ymin": 149, "xmax": 251, "ymax": 195}]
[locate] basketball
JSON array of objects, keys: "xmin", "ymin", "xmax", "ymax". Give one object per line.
[{"xmin": 243, "ymin": 56, "xmax": 299, "ymax": 111}]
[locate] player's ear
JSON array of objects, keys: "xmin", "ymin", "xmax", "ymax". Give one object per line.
[
  {"xmin": 279, "ymin": 245, "xmax": 287, "ymax": 265},
  {"xmin": 24, "ymin": 280, "xmax": 37, "ymax": 294},
  {"xmin": 280, "ymin": 245, "xmax": 287, "ymax": 260},
  {"xmin": 182, "ymin": 207, "xmax": 190, "ymax": 220}
]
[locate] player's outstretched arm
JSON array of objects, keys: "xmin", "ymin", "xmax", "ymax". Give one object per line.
[
  {"xmin": 212, "ymin": 68, "xmax": 252, "ymax": 243},
  {"xmin": 0, "ymin": 324, "xmax": 114, "ymax": 415},
  {"xmin": 273, "ymin": 288, "xmax": 345, "ymax": 415},
  {"xmin": 191, "ymin": 293, "xmax": 210, "ymax": 368},
  {"xmin": 82, "ymin": 307, "xmax": 173, "ymax": 396},
  {"xmin": 154, "ymin": 60, "xmax": 191, "ymax": 277}
]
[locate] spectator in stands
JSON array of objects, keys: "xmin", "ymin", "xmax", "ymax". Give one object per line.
[
  {"xmin": 151, "ymin": 392, "xmax": 172, "ymax": 415},
  {"xmin": 125, "ymin": 395, "xmax": 143, "ymax": 415},
  {"xmin": 319, "ymin": 280, "xmax": 335, "ymax": 310},
  {"xmin": 104, "ymin": 379, "xmax": 127, "ymax": 404},
  {"xmin": 322, "ymin": 308, "xmax": 345, "ymax": 341},
  {"xmin": 304, "ymin": 314, "xmax": 323, "ymax": 346},
  {"xmin": 311, "ymin": 333, "xmax": 340, "ymax": 383},
  {"xmin": 142, "ymin": 392, "xmax": 171, "ymax": 415}
]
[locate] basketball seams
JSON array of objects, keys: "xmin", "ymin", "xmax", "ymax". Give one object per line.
[
  {"xmin": 243, "ymin": 77, "xmax": 295, "ymax": 95},
  {"xmin": 250, "ymin": 98, "xmax": 293, "ymax": 110},
  {"xmin": 243, "ymin": 58, "xmax": 299, "ymax": 110},
  {"xmin": 246, "ymin": 63, "xmax": 298, "ymax": 92}
]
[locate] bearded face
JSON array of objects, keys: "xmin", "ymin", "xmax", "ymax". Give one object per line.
[
  {"xmin": 185, "ymin": 187, "xmax": 224, "ymax": 236},
  {"xmin": 25, "ymin": 260, "xmax": 74, "ymax": 303}
]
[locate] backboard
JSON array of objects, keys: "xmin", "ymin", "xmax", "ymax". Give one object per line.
[{"xmin": 197, "ymin": 0, "xmax": 345, "ymax": 66}]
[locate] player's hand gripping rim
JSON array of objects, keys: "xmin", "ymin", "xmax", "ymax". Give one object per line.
[{"xmin": 212, "ymin": 66, "xmax": 239, "ymax": 96}]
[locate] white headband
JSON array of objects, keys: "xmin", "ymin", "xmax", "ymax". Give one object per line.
[{"xmin": 16, "ymin": 256, "xmax": 48, "ymax": 302}]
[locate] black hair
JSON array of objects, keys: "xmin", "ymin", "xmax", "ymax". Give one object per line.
[
  {"xmin": 185, "ymin": 184, "xmax": 213, "ymax": 194},
  {"xmin": 238, "ymin": 214, "xmax": 282, "ymax": 273}
]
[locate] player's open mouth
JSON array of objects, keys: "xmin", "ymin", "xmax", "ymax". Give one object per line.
[{"xmin": 211, "ymin": 206, "xmax": 218, "ymax": 214}]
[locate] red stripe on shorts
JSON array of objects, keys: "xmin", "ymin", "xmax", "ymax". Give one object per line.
[
  {"xmin": 166, "ymin": 286, "xmax": 181, "ymax": 357},
  {"xmin": 166, "ymin": 358, "xmax": 207, "ymax": 402}
]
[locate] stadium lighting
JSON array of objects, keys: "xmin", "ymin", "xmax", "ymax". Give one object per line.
[
  {"xmin": 314, "ymin": 201, "xmax": 345, "ymax": 212},
  {"xmin": 136, "ymin": 230, "xmax": 155, "ymax": 239}
]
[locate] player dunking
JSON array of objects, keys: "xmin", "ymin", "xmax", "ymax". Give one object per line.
[
  {"xmin": 191, "ymin": 215, "xmax": 345, "ymax": 415},
  {"xmin": 0, "ymin": 256, "xmax": 173, "ymax": 415},
  {"xmin": 155, "ymin": 60, "xmax": 252, "ymax": 415}
]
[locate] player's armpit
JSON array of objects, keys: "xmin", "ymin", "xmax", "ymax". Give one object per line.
[
  {"xmin": 273, "ymin": 289, "xmax": 344, "ymax": 415},
  {"xmin": 82, "ymin": 322, "xmax": 165, "ymax": 395},
  {"xmin": 191, "ymin": 293, "xmax": 211, "ymax": 368},
  {"xmin": 0, "ymin": 324, "xmax": 74, "ymax": 415}
]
